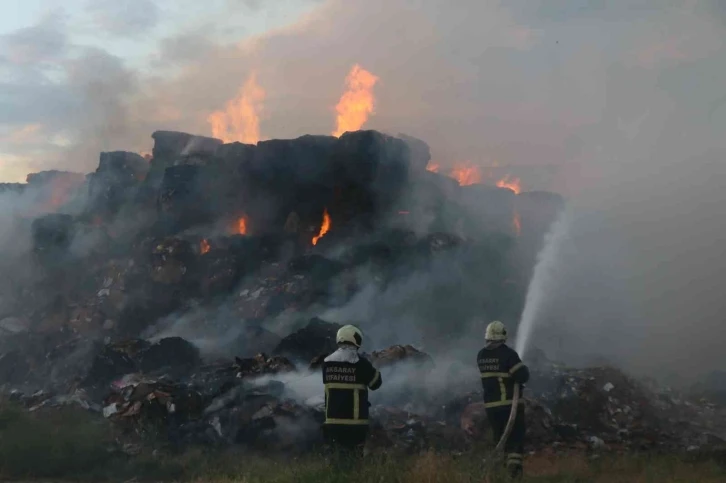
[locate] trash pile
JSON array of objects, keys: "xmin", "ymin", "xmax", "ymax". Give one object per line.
[
  {"xmin": 1, "ymin": 318, "xmax": 725, "ymax": 456},
  {"xmin": 0, "ymin": 128, "xmax": 721, "ymax": 458},
  {"xmin": 361, "ymin": 361, "xmax": 726, "ymax": 454}
]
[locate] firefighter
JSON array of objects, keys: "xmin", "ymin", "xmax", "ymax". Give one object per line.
[
  {"xmin": 322, "ymin": 324, "xmax": 382, "ymax": 463},
  {"xmin": 477, "ymin": 320, "xmax": 530, "ymax": 479}
]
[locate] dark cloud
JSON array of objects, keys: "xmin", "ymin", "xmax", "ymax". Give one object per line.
[{"xmin": 86, "ymin": 0, "xmax": 161, "ymax": 37}]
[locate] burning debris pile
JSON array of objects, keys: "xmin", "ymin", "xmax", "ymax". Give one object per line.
[
  {"xmin": 4, "ymin": 321, "xmax": 724, "ymax": 456},
  {"xmin": 0, "ymin": 128, "xmax": 722, "ymax": 457}
]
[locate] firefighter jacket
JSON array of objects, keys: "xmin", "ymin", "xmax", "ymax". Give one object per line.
[
  {"xmin": 477, "ymin": 343, "xmax": 530, "ymax": 409},
  {"xmin": 322, "ymin": 346, "xmax": 382, "ymax": 425}
]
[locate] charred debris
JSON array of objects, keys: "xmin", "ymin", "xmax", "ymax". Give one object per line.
[{"xmin": 0, "ymin": 130, "xmax": 723, "ymax": 456}]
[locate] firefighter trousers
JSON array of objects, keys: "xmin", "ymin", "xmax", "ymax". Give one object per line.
[{"xmin": 486, "ymin": 405, "xmax": 525, "ymax": 479}]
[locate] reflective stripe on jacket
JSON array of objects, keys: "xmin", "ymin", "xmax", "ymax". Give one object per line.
[
  {"xmin": 477, "ymin": 343, "xmax": 529, "ymax": 408},
  {"xmin": 323, "ymin": 347, "xmax": 382, "ymax": 424}
]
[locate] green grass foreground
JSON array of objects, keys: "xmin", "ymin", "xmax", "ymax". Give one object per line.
[{"xmin": 0, "ymin": 404, "xmax": 723, "ymax": 482}]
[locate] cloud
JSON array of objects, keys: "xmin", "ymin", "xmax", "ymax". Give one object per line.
[
  {"xmin": 226, "ymin": 0, "xmax": 263, "ymax": 9},
  {"xmin": 85, "ymin": 0, "xmax": 161, "ymax": 37},
  {"xmin": 0, "ymin": 11, "xmax": 68, "ymax": 65}
]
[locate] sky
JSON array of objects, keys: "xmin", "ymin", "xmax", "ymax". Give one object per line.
[
  {"xmin": 1, "ymin": 0, "xmax": 726, "ymax": 377},
  {"xmin": 0, "ymin": 0, "xmax": 322, "ymax": 181},
  {"xmin": 1, "ymin": 0, "xmax": 725, "ymax": 187}
]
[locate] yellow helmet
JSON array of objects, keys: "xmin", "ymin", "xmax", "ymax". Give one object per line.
[
  {"xmin": 336, "ymin": 324, "xmax": 363, "ymax": 348},
  {"xmin": 485, "ymin": 320, "xmax": 507, "ymax": 342}
]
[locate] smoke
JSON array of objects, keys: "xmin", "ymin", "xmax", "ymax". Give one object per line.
[
  {"xmin": 0, "ymin": 189, "xmax": 45, "ymax": 319},
  {"xmin": 1, "ymin": 0, "xmax": 725, "ymax": 379},
  {"xmin": 251, "ymin": 354, "xmax": 480, "ymax": 413}
]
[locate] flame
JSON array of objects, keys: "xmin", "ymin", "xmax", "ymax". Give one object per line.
[
  {"xmin": 513, "ymin": 212, "xmax": 521, "ymax": 236},
  {"xmin": 332, "ymin": 64, "xmax": 379, "ymax": 137},
  {"xmin": 200, "ymin": 239, "xmax": 211, "ymax": 255},
  {"xmin": 312, "ymin": 208, "xmax": 331, "ymax": 246},
  {"xmin": 237, "ymin": 217, "xmax": 247, "ymax": 235},
  {"xmin": 450, "ymin": 162, "xmax": 481, "ymax": 186},
  {"xmin": 49, "ymin": 179, "xmax": 81, "ymax": 208},
  {"xmin": 496, "ymin": 175, "xmax": 522, "ymax": 194},
  {"xmin": 426, "ymin": 161, "xmax": 440, "ymax": 173},
  {"xmin": 208, "ymin": 72, "xmax": 265, "ymax": 144},
  {"xmin": 25, "ymin": 172, "xmax": 86, "ymax": 213}
]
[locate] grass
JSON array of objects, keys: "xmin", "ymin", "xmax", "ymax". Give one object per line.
[
  {"xmin": 171, "ymin": 451, "xmax": 726, "ymax": 483},
  {"xmin": 0, "ymin": 402, "xmax": 115, "ymax": 479},
  {"xmin": 0, "ymin": 403, "xmax": 723, "ymax": 482}
]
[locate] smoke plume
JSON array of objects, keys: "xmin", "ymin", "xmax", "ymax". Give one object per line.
[{"xmin": 2, "ymin": 0, "xmax": 725, "ymax": 379}]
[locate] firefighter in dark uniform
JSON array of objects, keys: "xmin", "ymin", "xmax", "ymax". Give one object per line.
[
  {"xmin": 322, "ymin": 324, "xmax": 382, "ymax": 463},
  {"xmin": 477, "ymin": 320, "xmax": 530, "ymax": 479}
]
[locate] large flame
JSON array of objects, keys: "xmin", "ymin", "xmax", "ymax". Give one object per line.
[
  {"xmin": 312, "ymin": 208, "xmax": 331, "ymax": 246},
  {"xmin": 426, "ymin": 161, "xmax": 440, "ymax": 173},
  {"xmin": 208, "ymin": 72, "xmax": 265, "ymax": 144},
  {"xmin": 450, "ymin": 162, "xmax": 482, "ymax": 186},
  {"xmin": 237, "ymin": 217, "xmax": 248, "ymax": 235},
  {"xmin": 200, "ymin": 239, "xmax": 211, "ymax": 255},
  {"xmin": 496, "ymin": 175, "xmax": 522, "ymax": 194},
  {"xmin": 332, "ymin": 65, "xmax": 379, "ymax": 137}
]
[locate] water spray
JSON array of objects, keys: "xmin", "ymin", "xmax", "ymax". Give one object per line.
[{"xmin": 515, "ymin": 209, "xmax": 571, "ymax": 359}]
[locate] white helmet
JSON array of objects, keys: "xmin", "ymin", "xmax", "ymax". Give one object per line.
[
  {"xmin": 336, "ymin": 324, "xmax": 363, "ymax": 348},
  {"xmin": 485, "ymin": 320, "xmax": 507, "ymax": 342}
]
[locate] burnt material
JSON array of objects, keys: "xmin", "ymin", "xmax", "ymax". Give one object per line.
[
  {"xmin": 139, "ymin": 337, "xmax": 201, "ymax": 375},
  {"xmin": 88, "ymin": 151, "xmax": 148, "ymax": 217},
  {"xmin": 158, "ymin": 165, "xmax": 212, "ymax": 232},
  {"xmin": 31, "ymin": 214, "xmax": 75, "ymax": 263},
  {"xmin": 84, "ymin": 337, "xmax": 200, "ymax": 388},
  {"xmin": 273, "ymin": 318, "xmax": 342, "ymax": 362},
  {"xmin": 84, "ymin": 339, "xmax": 150, "ymax": 387},
  {"xmin": 0, "ymin": 183, "xmax": 25, "ymax": 195},
  {"xmin": 234, "ymin": 353, "xmax": 295, "ymax": 378},
  {"xmin": 370, "ymin": 345, "xmax": 434, "ymax": 369}
]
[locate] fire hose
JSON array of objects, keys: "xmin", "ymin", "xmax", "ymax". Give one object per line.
[
  {"xmin": 494, "ymin": 382, "xmax": 520, "ymax": 453},
  {"xmin": 481, "ymin": 383, "xmax": 521, "ymax": 475}
]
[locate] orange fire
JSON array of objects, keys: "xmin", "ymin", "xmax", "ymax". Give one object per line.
[
  {"xmin": 200, "ymin": 239, "xmax": 211, "ymax": 255},
  {"xmin": 49, "ymin": 179, "xmax": 81, "ymax": 208},
  {"xmin": 312, "ymin": 208, "xmax": 331, "ymax": 246},
  {"xmin": 208, "ymin": 72, "xmax": 265, "ymax": 144},
  {"xmin": 513, "ymin": 212, "xmax": 521, "ymax": 236},
  {"xmin": 332, "ymin": 64, "xmax": 379, "ymax": 137},
  {"xmin": 426, "ymin": 161, "xmax": 440, "ymax": 173},
  {"xmin": 24, "ymin": 172, "xmax": 86, "ymax": 213},
  {"xmin": 496, "ymin": 175, "xmax": 522, "ymax": 194},
  {"xmin": 237, "ymin": 217, "xmax": 247, "ymax": 235},
  {"xmin": 450, "ymin": 162, "xmax": 482, "ymax": 186}
]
